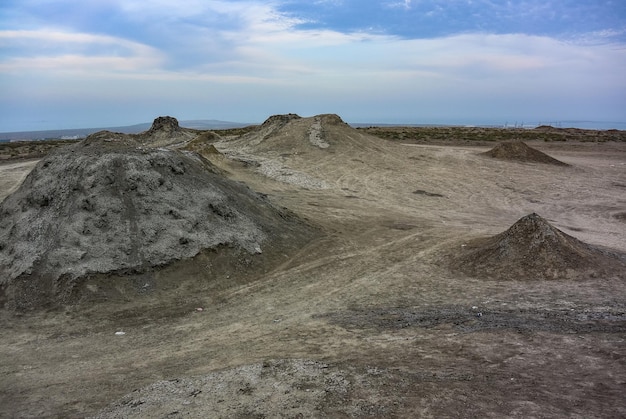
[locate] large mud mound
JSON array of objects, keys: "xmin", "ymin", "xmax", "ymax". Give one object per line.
[
  {"xmin": 214, "ymin": 113, "xmax": 386, "ymax": 189},
  {"xmin": 0, "ymin": 139, "xmax": 314, "ymax": 309},
  {"xmin": 231, "ymin": 113, "xmax": 351, "ymax": 153},
  {"xmin": 451, "ymin": 213, "xmax": 626, "ymax": 280},
  {"xmin": 483, "ymin": 141, "xmax": 568, "ymax": 165},
  {"xmin": 212, "ymin": 113, "xmax": 366, "ymax": 189}
]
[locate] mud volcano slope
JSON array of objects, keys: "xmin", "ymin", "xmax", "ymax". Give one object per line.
[
  {"xmin": 225, "ymin": 113, "xmax": 385, "ymax": 154},
  {"xmin": 0, "ymin": 139, "xmax": 315, "ymax": 309},
  {"xmin": 451, "ymin": 213, "xmax": 626, "ymax": 280},
  {"xmin": 483, "ymin": 141, "xmax": 568, "ymax": 166}
]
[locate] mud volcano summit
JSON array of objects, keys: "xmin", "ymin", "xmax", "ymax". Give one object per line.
[{"xmin": 0, "ymin": 117, "xmax": 315, "ymax": 310}]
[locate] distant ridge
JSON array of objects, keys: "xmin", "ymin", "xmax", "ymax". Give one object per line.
[{"xmin": 0, "ymin": 119, "xmax": 251, "ymax": 142}]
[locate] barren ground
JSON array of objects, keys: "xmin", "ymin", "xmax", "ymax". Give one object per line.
[{"xmin": 1, "ymin": 127, "xmax": 625, "ymax": 418}]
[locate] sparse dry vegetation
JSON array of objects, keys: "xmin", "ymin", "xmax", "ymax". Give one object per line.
[
  {"xmin": 359, "ymin": 125, "xmax": 626, "ymax": 145},
  {"xmin": 0, "ymin": 139, "xmax": 79, "ymax": 161}
]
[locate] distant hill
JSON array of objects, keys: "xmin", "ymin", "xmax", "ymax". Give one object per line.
[{"xmin": 0, "ymin": 119, "xmax": 252, "ymax": 142}]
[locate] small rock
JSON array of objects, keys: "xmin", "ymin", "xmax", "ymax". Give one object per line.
[{"xmin": 115, "ymin": 331, "xmax": 126, "ymax": 336}]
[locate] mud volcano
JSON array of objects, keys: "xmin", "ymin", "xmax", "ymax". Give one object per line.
[
  {"xmin": 231, "ymin": 113, "xmax": 351, "ymax": 154},
  {"xmin": 452, "ymin": 213, "xmax": 626, "ymax": 280},
  {"xmin": 87, "ymin": 115, "xmax": 200, "ymax": 148},
  {"xmin": 0, "ymin": 132, "xmax": 315, "ymax": 310},
  {"xmin": 483, "ymin": 141, "xmax": 568, "ymax": 166}
]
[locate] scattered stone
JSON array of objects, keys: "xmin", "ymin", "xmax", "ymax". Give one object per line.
[{"xmin": 413, "ymin": 189, "xmax": 445, "ymax": 197}]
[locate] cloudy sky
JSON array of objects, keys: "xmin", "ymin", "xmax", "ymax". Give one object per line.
[{"xmin": 1, "ymin": 0, "xmax": 625, "ymax": 131}]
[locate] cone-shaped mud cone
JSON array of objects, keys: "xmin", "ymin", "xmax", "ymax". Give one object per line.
[
  {"xmin": 451, "ymin": 213, "xmax": 625, "ymax": 280},
  {"xmin": 483, "ymin": 141, "xmax": 568, "ymax": 165}
]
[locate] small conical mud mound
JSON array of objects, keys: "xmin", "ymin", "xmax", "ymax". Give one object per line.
[
  {"xmin": 483, "ymin": 141, "xmax": 568, "ymax": 165},
  {"xmin": 451, "ymin": 213, "xmax": 626, "ymax": 280},
  {"xmin": 0, "ymin": 140, "xmax": 315, "ymax": 310}
]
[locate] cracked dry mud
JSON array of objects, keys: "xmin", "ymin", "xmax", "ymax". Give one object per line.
[{"xmin": 1, "ymin": 115, "xmax": 625, "ymax": 418}]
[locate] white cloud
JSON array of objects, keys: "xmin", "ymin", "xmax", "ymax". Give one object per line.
[
  {"xmin": 0, "ymin": 29, "xmax": 164, "ymax": 74},
  {"xmin": 387, "ymin": 0, "xmax": 414, "ymax": 9},
  {"xmin": 1, "ymin": 0, "xmax": 625, "ymax": 129},
  {"xmin": 2, "ymin": 20, "xmax": 625, "ymax": 96}
]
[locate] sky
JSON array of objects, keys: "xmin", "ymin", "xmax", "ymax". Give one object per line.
[{"xmin": 1, "ymin": 0, "xmax": 625, "ymax": 131}]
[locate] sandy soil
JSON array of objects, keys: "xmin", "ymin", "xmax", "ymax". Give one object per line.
[{"xmin": 1, "ymin": 126, "xmax": 625, "ymax": 417}]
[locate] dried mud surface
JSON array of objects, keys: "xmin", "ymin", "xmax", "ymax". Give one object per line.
[{"xmin": 1, "ymin": 118, "xmax": 625, "ymax": 418}]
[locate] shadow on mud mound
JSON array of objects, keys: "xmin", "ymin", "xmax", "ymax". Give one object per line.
[
  {"xmin": 483, "ymin": 141, "xmax": 569, "ymax": 166},
  {"xmin": 320, "ymin": 305, "xmax": 626, "ymax": 334},
  {"xmin": 449, "ymin": 213, "xmax": 626, "ymax": 281},
  {"xmin": 614, "ymin": 212, "xmax": 626, "ymax": 222}
]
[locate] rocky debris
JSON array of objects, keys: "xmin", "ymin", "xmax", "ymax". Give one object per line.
[
  {"xmin": 92, "ymin": 360, "xmax": 349, "ymax": 418},
  {"xmin": 483, "ymin": 141, "xmax": 569, "ymax": 165},
  {"xmin": 451, "ymin": 213, "xmax": 626, "ymax": 280},
  {"xmin": 308, "ymin": 117, "xmax": 329, "ymax": 149},
  {"xmin": 91, "ymin": 359, "xmax": 413, "ymax": 418},
  {"xmin": 0, "ymin": 139, "xmax": 315, "ymax": 310}
]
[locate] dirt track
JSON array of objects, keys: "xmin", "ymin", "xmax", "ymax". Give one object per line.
[{"xmin": 1, "ymin": 123, "xmax": 625, "ymax": 417}]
